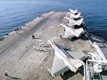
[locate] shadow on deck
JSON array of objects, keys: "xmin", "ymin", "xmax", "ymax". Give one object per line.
[{"xmin": 60, "ymin": 67, "xmax": 84, "ymax": 80}]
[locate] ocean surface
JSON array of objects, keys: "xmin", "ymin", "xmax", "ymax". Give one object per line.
[{"xmin": 0, "ymin": 0, "xmax": 107, "ymax": 40}]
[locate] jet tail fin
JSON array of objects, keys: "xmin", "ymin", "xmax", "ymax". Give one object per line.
[
  {"xmin": 64, "ymin": 17, "xmax": 70, "ymax": 20},
  {"xmin": 69, "ymin": 9, "xmax": 78, "ymax": 14},
  {"xmin": 60, "ymin": 24, "xmax": 67, "ymax": 28}
]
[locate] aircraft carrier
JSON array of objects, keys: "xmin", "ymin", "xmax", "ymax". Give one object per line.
[{"xmin": 0, "ymin": 10, "xmax": 106, "ymax": 80}]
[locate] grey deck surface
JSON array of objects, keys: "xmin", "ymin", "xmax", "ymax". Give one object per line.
[
  {"xmin": 0, "ymin": 12, "xmax": 83, "ymax": 80},
  {"xmin": 53, "ymin": 36, "xmax": 96, "ymax": 55},
  {"xmin": 0, "ymin": 12, "xmax": 106, "ymax": 80}
]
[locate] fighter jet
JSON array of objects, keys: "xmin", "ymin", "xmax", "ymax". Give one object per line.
[
  {"xmin": 68, "ymin": 12, "xmax": 82, "ymax": 19},
  {"xmin": 60, "ymin": 24, "xmax": 85, "ymax": 39},
  {"xmin": 65, "ymin": 17, "xmax": 84, "ymax": 26},
  {"xmin": 69, "ymin": 9, "xmax": 78, "ymax": 14},
  {"xmin": 48, "ymin": 40, "xmax": 85, "ymax": 77}
]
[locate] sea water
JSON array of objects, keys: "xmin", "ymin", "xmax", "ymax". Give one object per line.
[{"xmin": 0, "ymin": 0, "xmax": 107, "ymax": 40}]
